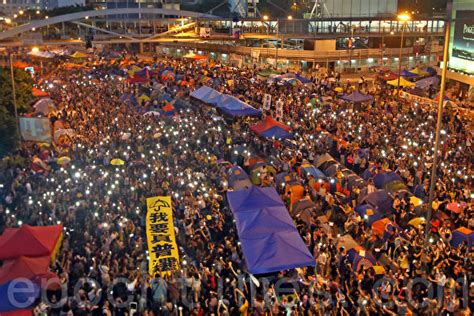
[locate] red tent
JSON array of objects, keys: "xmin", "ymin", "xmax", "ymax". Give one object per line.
[
  {"xmin": 0, "ymin": 225, "xmax": 62, "ymax": 260},
  {"xmin": 126, "ymin": 75, "xmax": 147, "ymax": 84},
  {"xmin": 0, "ymin": 256, "xmax": 56, "ymax": 284},
  {"xmin": 163, "ymin": 103, "xmax": 175, "ymax": 113},
  {"xmin": 250, "ymin": 116, "xmax": 291, "ymax": 135},
  {"xmin": 32, "ymin": 87, "xmax": 49, "ymax": 97}
]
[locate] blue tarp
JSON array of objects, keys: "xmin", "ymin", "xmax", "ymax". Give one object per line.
[
  {"xmin": 217, "ymin": 95, "xmax": 262, "ymax": 117},
  {"xmin": 0, "ymin": 280, "xmax": 40, "ymax": 312},
  {"xmin": 295, "ymin": 74, "xmax": 312, "ymax": 84},
  {"xmin": 227, "ymin": 186, "xmax": 315, "ymax": 274},
  {"xmin": 340, "ymin": 91, "xmax": 373, "ymax": 103},
  {"xmin": 259, "ymin": 126, "xmax": 293, "ymax": 139},
  {"xmin": 415, "ymin": 76, "xmax": 439, "ymax": 89},
  {"xmin": 191, "ymin": 86, "xmax": 262, "ymax": 117}
]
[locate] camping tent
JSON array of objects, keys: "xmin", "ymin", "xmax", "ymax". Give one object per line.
[
  {"xmin": 361, "ymin": 190, "xmax": 393, "ymax": 215},
  {"xmin": 344, "ymin": 247, "xmax": 376, "ymax": 271},
  {"xmin": 250, "ymin": 116, "xmax": 292, "ymax": 139},
  {"xmin": 217, "ymin": 95, "xmax": 262, "ymax": 117},
  {"xmin": 0, "ymin": 225, "xmax": 62, "ymax": 260},
  {"xmin": 340, "ymin": 91, "xmax": 373, "ymax": 103},
  {"xmin": 387, "ymin": 77, "xmax": 415, "ymax": 87},
  {"xmin": 399, "ymin": 69, "xmax": 417, "ymax": 78},
  {"xmin": 300, "ymin": 164, "xmax": 326, "ymax": 179},
  {"xmin": 451, "ymin": 227, "xmax": 473, "ymax": 248},
  {"xmin": 229, "ymin": 166, "xmax": 252, "ymax": 190},
  {"xmin": 227, "ymin": 186, "xmax": 315, "ymax": 274},
  {"xmin": 373, "ymin": 172, "xmax": 406, "ymax": 191}
]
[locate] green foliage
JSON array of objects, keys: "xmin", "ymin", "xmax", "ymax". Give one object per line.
[{"xmin": 0, "ymin": 66, "xmax": 34, "ymax": 157}]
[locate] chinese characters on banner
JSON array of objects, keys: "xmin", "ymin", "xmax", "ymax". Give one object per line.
[{"xmin": 146, "ymin": 196, "xmax": 180, "ymax": 276}]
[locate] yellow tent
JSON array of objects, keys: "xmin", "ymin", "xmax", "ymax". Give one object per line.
[
  {"xmin": 408, "ymin": 217, "xmax": 426, "ymax": 228},
  {"xmin": 387, "ymin": 77, "xmax": 415, "ymax": 87},
  {"xmin": 409, "ymin": 196, "xmax": 423, "ymax": 207},
  {"xmin": 127, "ymin": 65, "xmax": 142, "ymax": 76},
  {"xmin": 70, "ymin": 51, "xmax": 88, "ymax": 59},
  {"xmin": 410, "ymin": 67, "xmax": 429, "ymax": 76}
]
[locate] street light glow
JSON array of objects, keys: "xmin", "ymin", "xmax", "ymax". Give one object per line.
[
  {"xmin": 288, "ymin": 15, "xmax": 293, "ymax": 20},
  {"xmin": 397, "ymin": 13, "xmax": 411, "ymax": 21},
  {"xmin": 31, "ymin": 47, "xmax": 39, "ymax": 53},
  {"xmin": 263, "ymin": 15, "xmax": 269, "ymax": 21},
  {"xmin": 5, "ymin": 18, "xmax": 11, "ymax": 24}
]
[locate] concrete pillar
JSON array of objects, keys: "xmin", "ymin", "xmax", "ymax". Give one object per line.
[{"xmin": 139, "ymin": 42, "xmax": 144, "ymax": 54}]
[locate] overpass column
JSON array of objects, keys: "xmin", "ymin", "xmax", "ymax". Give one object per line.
[{"xmin": 139, "ymin": 42, "xmax": 144, "ymax": 53}]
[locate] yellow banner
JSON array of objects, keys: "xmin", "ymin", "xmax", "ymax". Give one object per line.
[{"xmin": 146, "ymin": 196, "xmax": 180, "ymax": 276}]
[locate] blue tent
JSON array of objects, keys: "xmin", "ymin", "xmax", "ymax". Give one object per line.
[
  {"xmin": 362, "ymin": 190, "xmax": 393, "ymax": 216},
  {"xmin": 227, "ymin": 186, "xmax": 315, "ymax": 274},
  {"xmin": 295, "ymin": 74, "xmax": 312, "ymax": 84},
  {"xmin": 373, "ymin": 172, "xmax": 403, "ymax": 189},
  {"xmin": 190, "ymin": 86, "xmax": 222, "ymax": 104},
  {"xmin": 415, "ymin": 76, "xmax": 439, "ymax": 89},
  {"xmin": 355, "ymin": 204, "xmax": 384, "ymax": 225},
  {"xmin": 135, "ymin": 67, "xmax": 154, "ymax": 77},
  {"xmin": 399, "ymin": 69, "xmax": 417, "ymax": 77},
  {"xmin": 0, "ymin": 280, "xmax": 40, "ymax": 312},
  {"xmin": 301, "ymin": 165, "xmax": 326, "ymax": 179},
  {"xmin": 217, "ymin": 95, "xmax": 262, "ymax": 117},
  {"xmin": 425, "ymin": 67, "xmax": 437, "ymax": 76},
  {"xmin": 259, "ymin": 126, "xmax": 293, "ymax": 139},
  {"xmin": 340, "ymin": 91, "xmax": 374, "ymax": 103},
  {"xmin": 229, "ymin": 166, "xmax": 250, "ymax": 185}
]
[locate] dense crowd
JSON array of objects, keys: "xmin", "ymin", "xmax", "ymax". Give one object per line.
[{"xmin": 0, "ymin": 51, "xmax": 473, "ymax": 316}]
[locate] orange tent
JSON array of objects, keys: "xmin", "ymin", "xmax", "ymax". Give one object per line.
[
  {"xmin": 0, "ymin": 256, "xmax": 56, "ymax": 284},
  {"xmin": 372, "ymin": 218, "xmax": 391, "ymax": 236},
  {"xmin": 32, "ymin": 87, "xmax": 49, "ymax": 97},
  {"xmin": 0, "ymin": 225, "xmax": 62, "ymax": 260},
  {"xmin": 13, "ymin": 61, "xmax": 30, "ymax": 68},
  {"xmin": 286, "ymin": 183, "xmax": 305, "ymax": 204}
]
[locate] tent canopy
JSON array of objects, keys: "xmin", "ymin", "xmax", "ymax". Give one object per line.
[
  {"xmin": 251, "ymin": 116, "xmax": 292, "ymax": 139},
  {"xmin": 190, "ymin": 86, "xmax": 262, "ymax": 117},
  {"xmin": 340, "ymin": 91, "xmax": 373, "ymax": 103},
  {"xmin": 415, "ymin": 76, "xmax": 440, "ymax": 89},
  {"xmin": 387, "ymin": 77, "xmax": 415, "ymax": 87},
  {"xmin": 300, "ymin": 164, "xmax": 326, "ymax": 179},
  {"xmin": 373, "ymin": 172, "xmax": 404, "ymax": 189},
  {"xmin": 451, "ymin": 227, "xmax": 473, "ymax": 248},
  {"xmin": 0, "ymin": 225, "xmax": 62, "ymax": 260},
  {"xmin": 361, "ymin": 190, "xmax": 394, "ymax": 216},
  {"xmin": 399, "ymin": 69, "xmax": 417, "ymax": 77},
  {"xmin": 0, "ymin": 256, "xmax": 55, "ymax": 284},
  {"xmin": 70, "ymin": 51, "xmax": 88, "ymax": 58},
  {"xmin": 32, "ymin": 87, "xmax": 49, "ymax": 97},
  {"xmin": 227, "ymin": 186, "xmax": 315, "ymax": 274}
]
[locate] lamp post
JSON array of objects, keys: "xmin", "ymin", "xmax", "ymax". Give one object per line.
[
  {"xmin": 9, "ymin": 53, "xmax": 20, "ymax": 138},
  {"xmin": 422, "ymin": 0, "xmax": 453, "ymax": 270},
  {"xmin": 396, "ymin": 13, "xmax": 411, "ymax": 100}
]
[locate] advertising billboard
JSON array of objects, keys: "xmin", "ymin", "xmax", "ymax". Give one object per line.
[
  {"xmin": 19, "ymin": 117, "xmax": 52, "ymax": 143},
  {"xmin": 449, "ymin": 1, "xmax": 474, "ymax": 75}
]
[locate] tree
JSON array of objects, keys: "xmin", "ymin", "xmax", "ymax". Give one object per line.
[{"xmin": 0, "ymin": 66, "xmax": 34, "ymax": 157}]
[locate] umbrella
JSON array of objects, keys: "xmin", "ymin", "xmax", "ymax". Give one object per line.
[
  {"xmin": 57, "ymin": 156, "xmax": 71, "ymax": 165},
  {"xmin": 110, "ymin": 159, "xmax": 125, "ymax": 166},
  {"xmin": 387, "ymin": 77, "xmax": 415, "ymax": 87},
  {"xmin": 408, "ymin": 217, "xmax": 426, "ymax": 228},
  {"xmin": 446, "ymin": 202, "xmax": 465, "ymax": 214}
]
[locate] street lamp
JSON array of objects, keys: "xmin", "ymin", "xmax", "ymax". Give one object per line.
[
  {"xmin": 288, "ymin": 15, "xmax": 293, "ymax": 20},
  {"xmin": 396, "ymin": 13, "xmax": 411, "ymax": 100},
  {"xmin": 263, "ymin": 15, "xmax": 269, "ymax": 21},
  {"xmin": 422, "ymin": 0, "xmax": 453, "ymax": 270},
  {"xmin": 31, "ymin": 47, "xmax": 39, "ymax": 53}
]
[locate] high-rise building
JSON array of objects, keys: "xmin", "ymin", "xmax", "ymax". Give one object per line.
[{"xmin": 0, "ymin": 0, "xmax": 85, "ymax": 14}]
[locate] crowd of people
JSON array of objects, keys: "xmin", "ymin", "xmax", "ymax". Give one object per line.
[{"xmin": 0, "ymin": 49, "xmax": 473, "ymax": 316}]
